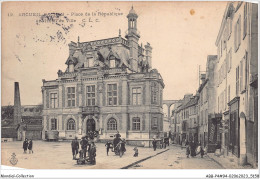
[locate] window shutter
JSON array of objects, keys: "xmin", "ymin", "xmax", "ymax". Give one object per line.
[
  {"xmin": 234, "ymin": 23, "xmax": 237, "ymax": 51},
  {"xmin": 240, "ymin": 60, "xmax": 243, "ymax": 92},
  {"xmin": 127, "ymin": 117, "xmax": 130, "ymax": 130},
  {"xmin": 238, "ymin": 17, "xmax": 241, "ymax": 47},
  {"xmin": 118, "ymin": 82, "xmax": 122, "ymax": 105},
  {"xmin": 142, "ymin": 119, "xmax": 145, "ymax": 131},
  {"xmin": 62, "ymin": 86, "xmax": 65, "ymax": 107},
  {"xmin": 46, "ymin": 91, "xmax": 49, "ymax": 108}
]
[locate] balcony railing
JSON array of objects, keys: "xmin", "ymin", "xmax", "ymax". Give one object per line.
[
  {"xmin": 58, "ymin": 71, "xmax": 77, "ymax": 78},
  {"xmin": 80, "ymin": 106, "xmax": 100, "ymax": 114}
]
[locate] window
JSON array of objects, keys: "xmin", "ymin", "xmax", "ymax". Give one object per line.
[
  {"xmin": 151, "ymin": 82, "xmax": 159, "ymax": 104},
  {"xmin": 227, "ymin": 48, "xmax": 232, "ymax": 72},
  {"xmin": 228, "ymin": 85, "xmax": 230, "ymax": 102},
  {"xmin": 132, "ymin": 87, "xmax": 142, "ymax": 105},
  {"xmin": 240, "ymin": 52, "xmax": 247, "ymax": 92},
  {"xmin": 107, "ymin": 118, "xmax": 117, "ymax": 130},
  {"xmin": 67, "ymin": 118, "xmax": 75, "ymax": 130},
  {"xmin": 86, "ymin": 85, "xmax": 95, "ymax": 106},
  {"xmin": 234, "ymin": 16, "xmax": 241, "ymax": 52},
  {"xmin": 240, "ymin": 60, "xmax": 243, "ymax": 92},
  {"xmin": 152, "ymin": 117, "xmax": 158, "ymax": 129},
  {"xmin": 243, "ymin": 3, "xmax": 248, "ymax": 39},
  {"xmin": 107, "ymin": 84, "xmax": 117, "ymax": 105},
  {"xmin": 67, "ymin": 87, "xmax": 76, "ymax": 107},
  {"xmin": 236, "ymin": 66, "xmax": 240, "ymax": 96},
  {"xmin": 50, "ymin": 93, "xmax": 58, "ymax": 108},
  {"xmin": 85, "ymin": 57, "xmax": 94, "ymax": 67},
  {"xmin": 51, "ymin": 118, "xmax": 57, "ymax": 130},
  {"xmin": 109, "ymin": 55, "xmax": 119, "ymax": 68},
  {"xmin": 228, "ymin": 17, "xmax": 232, "ymax": 39},
  {"xmin": 110, "ymin": 59, "xmax": 116, "ymax": 68},
  {"xmin": 132, "ymin": 117, "xmax": 140, "ymax": 130}
]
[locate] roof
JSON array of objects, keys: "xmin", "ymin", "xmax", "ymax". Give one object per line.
[
  {"xmin": 127, "ymin": 6, "xmax": 138, "ymax": 18},
  {"xmin": 215, "ymin": 2, "xmax": 234, "ymax": 46},
  {"xmin": 185, "ymin": 96, "xmax": 199, "ymax": 108},
  {"xmin": 198, "ymin": 78, "xmax": 209, "ymax": 93},
  {"xmin": 98, "ymin": 46, "xmax": 130, "ymax": 68}
]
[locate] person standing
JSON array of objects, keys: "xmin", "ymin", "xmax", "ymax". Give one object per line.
[
  {"xmin": 71, "ymin": 137, "xmax": 79, "ymax": 159},
  {"xmin": 133, "ymin": 147, "xmax": 138, "ymax": 157},
  {"xmin": 105, "ymin": 141, "xmax": 112, "ymax": 156},
  {"xmin": 23, "ymin": 138, "xmax": 28, "ymax": 154},
  {"xmin": 185, "ymin": 140, "xmax": 190, "ymax": 158},
  {"xmin": 28, "ymin": 139, "xmax": 33, "ymax": 154},
  {"xmin": 152, "ymin": 138, "xmax": 157, "ymax": 151},
  {"xmin": 89, "ymin": 142, "xmax": 96, "ymax": 165},
  {"xmin": 200, "ymin": 144, "xmax": 205, "ymax": 158},
  {"xmin": 80, "ymin": 137, "xmax": 88, "ymax": 159},
  {"xmin": 190, "ymin": 140, "xmax": 196, "ymax": 157}
]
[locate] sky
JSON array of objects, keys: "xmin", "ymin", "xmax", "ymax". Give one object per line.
[{"xmin": 1, "ymin": 1, "xmax": 227, "ymax": 106}]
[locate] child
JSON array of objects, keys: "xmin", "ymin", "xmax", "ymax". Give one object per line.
[
  {"xmin": 200, "ymin": 145, "xmax": 205, "ymax": 158},
  {"xmin": 185, "ymin": 140, "xmax": 190, "ymax": 158},
  {"xmin": 133, "ymin": 147, "xmax": 138, "ymax": 157},
  {"xmin": 23, "ymin": 138, "xmax": 28, "ymax": 154},
  {"xmin": 28, "ymin": 139, "xmax": 33, "ymax": 154},
  {"xmin": 105, "ymin": 141, "xmax": 112, "ymax": 156}
]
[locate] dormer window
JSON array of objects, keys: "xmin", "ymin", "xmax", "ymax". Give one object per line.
[
  {"xmin": 85, "ymin": 57, "xmax": 94, "ymax": 67},
  {"xmin": 109, "ymin": 56, "xmax": 116, "ymax": 68},
  {"xmin": 68, "ymin": 61, "xmax": 74, "ymax": 72}
]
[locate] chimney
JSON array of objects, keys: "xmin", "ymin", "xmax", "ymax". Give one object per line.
[
  {"xmin": 145, "ymin": 42, "xmax": 152, "ymax": 70},
  {"xmin": 200, "ymin": 73, "xmax": 206, "ymax": 84},
  {"xmin": 13, "ymin": 82, "xmax": 22, "ymax": 125}
]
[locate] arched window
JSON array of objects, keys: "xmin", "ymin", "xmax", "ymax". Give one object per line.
[
  {"xmin": 67, "ymin": 118, "xmax": 76, "ymax": 130},
  {"xmin": 51, "ymin": 118, "xmax": 57, "ymax": 130},
  {"xmin": 107, "ymin": 118, "xmax": 117, "ymax": 130},
  {"xmin": 132, "ymin": 117, "xmax": 140, "ymax": 130}
]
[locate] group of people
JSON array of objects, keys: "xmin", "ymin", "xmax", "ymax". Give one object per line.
[
  {"xmin": 185, "ymin": 139, "xmax": 205, "ymax": 158},
  {"xmin": 22, "ymin": 138, "xmax": 33, "ymax": 154},
  {"xmin": 152, "ymin": 137, "xmax": 169, "ymax": 151},
  {"xmin": 71, "ymin": 136, "xmax": 96, "ymax": 165},
  {"xmin": 105, "ymin": 131, "xmax": 127, "ymax": 156}
]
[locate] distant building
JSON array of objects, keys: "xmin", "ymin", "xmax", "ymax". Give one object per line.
[
  {"xmin": 197, "ymin": 55, "xmax": 218, "ymax": 151},
  {"xmin": 172, "ymin": 94, "xmax": 193, "ymax": 144},
  {"xmin": 41, "ymin": 7, "xmax": 164, "ymax": 146},
  {"xmin": 1, "ymin": 105, "xmax": 43, "ymax": 141},
  {"xmin": 1, "ymin": 82, "xmax": 43, "ymax": 141},
  {"xmin": 185, "ymin": 95, "xmax": 199, "ymax": 142}
]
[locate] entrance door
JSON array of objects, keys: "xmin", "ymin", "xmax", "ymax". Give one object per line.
[{"xmin": 86, "ymin": 118, "xmax": 95, "ymax": 133}]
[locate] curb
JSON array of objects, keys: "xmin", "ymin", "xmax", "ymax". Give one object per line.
[{"xmin": 121, "ymin": 149, "xmax": 169, "ymax": 169}]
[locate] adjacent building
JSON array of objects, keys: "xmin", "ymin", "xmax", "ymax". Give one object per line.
[
  {"xmin": 41, "ymin": 7, "xmax": 165, "ymax": 147},
  {"xmin": 214, "ymin": 2, "xmax": 258, "ymax": 167}
]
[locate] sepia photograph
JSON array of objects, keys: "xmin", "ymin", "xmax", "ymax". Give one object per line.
[{"xmin": 1, "ymin": 1, "xmax": 259, "ymax": 178}]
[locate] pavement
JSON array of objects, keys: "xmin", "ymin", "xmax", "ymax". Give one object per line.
[
  {"xmin": 1, "ymin": 141, "xmax": 243, "ymax": 169},
  {"xmin": 207, "ymin": 153, "xmax": 253, "ymax": 169},
  {"xmin": 129, "ymin": 144, "xmax": 224, "ymax": 169},
  {"xmin": 1, "ymin": 141, "xmax": 169, "ymax": 169}
]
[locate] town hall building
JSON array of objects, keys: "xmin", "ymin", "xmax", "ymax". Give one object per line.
[{"xmin": 41, "ymin": 7, "xmax": 165, "ymax": 146}]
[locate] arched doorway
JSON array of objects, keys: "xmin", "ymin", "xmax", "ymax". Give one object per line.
[{"xmin": 86, "ymin": 118, "xmax": 95, "ymax": 133}]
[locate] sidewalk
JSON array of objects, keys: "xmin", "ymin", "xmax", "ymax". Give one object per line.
[
  {"xmin": 172, "ymin": 143, "xmax": 253, "ymax": 169},
  {"xmin": 207, "ymin": 153, "xmax": 253, "ymax": 169}
]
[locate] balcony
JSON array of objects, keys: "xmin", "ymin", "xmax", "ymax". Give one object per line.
[
  {"xmin": 58, "ymin": 71, "xmax": 77, "ymax": 79},
  {"xmin": 80, "ymin": 106, "xmax": 100, "ymax": 115}
]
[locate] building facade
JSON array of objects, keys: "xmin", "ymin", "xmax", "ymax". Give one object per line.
[
  {"xmin": 41, "ymin": 7, "xmax": 165, "ymax": 146},
  {"xmin": 214, "ymin": 2, "xmax": 258, "ymax": 166}
]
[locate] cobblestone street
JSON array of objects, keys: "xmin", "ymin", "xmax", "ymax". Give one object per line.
[{"xmin": 2, "ymin": 141, "xmax": 223, "ymax": 169}]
